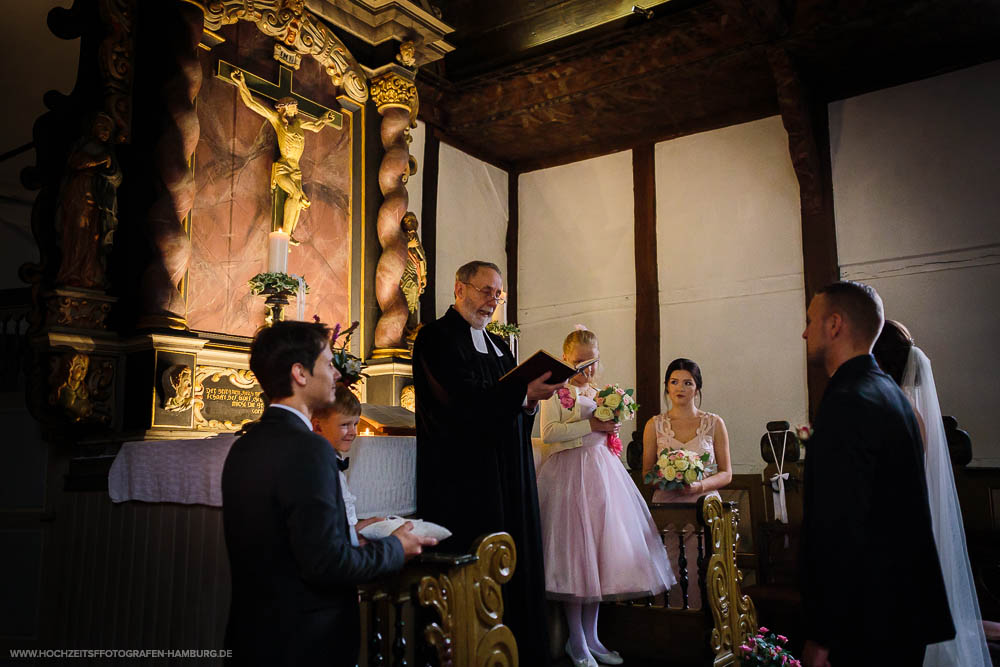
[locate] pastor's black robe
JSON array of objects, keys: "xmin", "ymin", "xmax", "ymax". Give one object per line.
[{"xmin": 413, "ymin": 306, "xmax": 550, "ymax": 665}]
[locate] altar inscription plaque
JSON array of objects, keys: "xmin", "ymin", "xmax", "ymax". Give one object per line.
[{"xmin": 194, "ymin": 366, "xmax": 264, "ymax": 431}]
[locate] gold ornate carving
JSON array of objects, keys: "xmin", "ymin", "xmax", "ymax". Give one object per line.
[
  {"xmin": 161, "ymin": 365, "xmax": 194, "ymax": 412},
  {"xmin": 48, "ymin": 350, "xmax": 115, "ymax": 424},
  {"xmin": 397, "ymin": 40, "xmax": 417, "ymax": 68},
  {"xmin": 46, "ymin": 292, "xmax": 114, "ymax": 330},
  {"xmin": 418, "ymin": 573, "xmax": 455, "ymax": 667},
  {"xmin": 192, "ymin": 365, "xmax": 261, "ymax": 431},
  {"xmin": 417, "ymin": 532, "xmax": 519, "ymax": 667},
  {"xmin": 400, "ymin": 212, "xmax": 427, "ymax": 336},
  {"xmin": 370, "ymin": 72, "xmax": 419, "ymax": 123},
  {"xmin": 98, "ymin": 0, "xmax": 135, "ymax": 142},
  {"xmin": 702, "ymin": 495, "xmax": 758, "ymax": 664},
  {"xmin": 230, "ymin": 69, "xmax": 339, "ymax": 238},
  {"xmin": 195, "ymin": 0, "xmax": 369, "ymax": 103},
  {"xmin": 400, "ymin": 384, "xmax": 415, "ymax": 412}
]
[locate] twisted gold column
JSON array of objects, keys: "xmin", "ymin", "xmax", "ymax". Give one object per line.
[
  {"xmin": 138, "ymin": 1, "xmax": 202, "ymax": 329},
  {"xmin": 371, "ymin": 70, "xmax": 418, "ymax": 354}
]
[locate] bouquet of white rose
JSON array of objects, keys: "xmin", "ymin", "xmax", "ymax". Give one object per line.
[
  {"xmin": 644, "ymin": 448, "xmax": 713, "ymax": 491},
  {"xmin": 593, "ymin": 384, "xmax": 638, "ymax": 457}
]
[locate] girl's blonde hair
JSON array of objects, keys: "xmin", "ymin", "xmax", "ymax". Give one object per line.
[{"xmin": 563, "ymin": 327, "xmax": 598, "ymax": 355}]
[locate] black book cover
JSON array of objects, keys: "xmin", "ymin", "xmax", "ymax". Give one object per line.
[{"xmin": 498, "ymin": 350, "xmax": 597, "ymax": 386}]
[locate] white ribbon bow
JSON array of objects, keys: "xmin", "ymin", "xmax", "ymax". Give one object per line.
[
  {"xmin": 767, "ymin": 430, "xmax": 791, "ymax": 525},
  {"xmin": 770, "ymin": 471, "xmax": 790, "ymax": 524}
]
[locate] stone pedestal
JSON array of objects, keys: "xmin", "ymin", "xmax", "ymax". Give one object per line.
[{"xmin": 363, "ymin": 355, "xmax": 412, "ymax": 407}]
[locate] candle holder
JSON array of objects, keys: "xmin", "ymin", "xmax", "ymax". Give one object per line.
[{"xmin": 248, "ymin": 272, "xmax": 309, "ymax": 326}]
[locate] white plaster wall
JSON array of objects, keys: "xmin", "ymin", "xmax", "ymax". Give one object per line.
[
  {"xmin": 518, "ymin": 151, "xmax": 637, "ymax": 446},
  {"xmin": 435, "ymin": 142, "xmax": 508, "ymax": 316},
  {"xmin": 831, "ymin": 59, "xmax": 1000, "ymax": 466},
  {"xmin": 655, "ymin": 116, "xmax": 807, "ymax": 473}
]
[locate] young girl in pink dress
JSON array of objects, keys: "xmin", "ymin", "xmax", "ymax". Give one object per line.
[{"xmin": 537, "ymin": 327, "xmax": 676, "ymax": 667}]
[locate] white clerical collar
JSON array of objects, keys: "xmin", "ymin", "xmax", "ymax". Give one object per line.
[
  {"xmin": 471, "ymin": 327, "xmax": 505, "ymax": 357},
  {"xmin": 271, "ymin": 403, "xmax": 313, "ymax": 431}
]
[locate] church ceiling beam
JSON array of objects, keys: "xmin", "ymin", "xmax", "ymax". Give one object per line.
[{"xmin": 416, "ymin": 0, "xmax": 1000, "ymax": 171}]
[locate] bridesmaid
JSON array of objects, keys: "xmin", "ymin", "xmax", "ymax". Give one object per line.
[{"xmin": 641, "ymin": 358, "xmax": 732, "ymax": 608}]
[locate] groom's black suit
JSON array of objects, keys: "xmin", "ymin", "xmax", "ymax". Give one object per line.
[
  {"xmin": 222, "ymin": 407, "xmax": 404, "ymax": 667},
  {"xmin": 801, "ymin": 354, "xmax": 954, "ymax": 663}
]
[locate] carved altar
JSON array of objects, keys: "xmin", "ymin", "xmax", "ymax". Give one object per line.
[{"xmin": 20, "ymin": 0, "xmax": 454, "ymax": 447}]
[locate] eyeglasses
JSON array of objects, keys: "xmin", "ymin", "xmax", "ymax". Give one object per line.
[{"xmin": 461, "ymin": 281, "xmax": 506, "ymax": 304}]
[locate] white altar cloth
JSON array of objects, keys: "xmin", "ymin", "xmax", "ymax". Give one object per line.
[
  {"xmin": 108, "ymin": 434, "xmax": 417, "ymax": 517},
  {"xmin": 345, "ymin": 435, "xmax": 416, "ymax": 518}
]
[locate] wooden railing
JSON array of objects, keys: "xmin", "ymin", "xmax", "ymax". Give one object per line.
[
  {"xmin": 359, "ymin": 532, "xmax": 519, "ymax": 667},
  {"xmin": 602, "ymin": 495, "xmax": 758, "ymax": 666},
  {"xmin": 360, "ymin": 497, "xmax": 758, "ymax": 667}
]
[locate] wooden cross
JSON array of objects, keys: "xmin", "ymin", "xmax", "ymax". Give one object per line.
[{"xmin": 216, "ymin": 60, "xmax": 343, "ymax": 128}]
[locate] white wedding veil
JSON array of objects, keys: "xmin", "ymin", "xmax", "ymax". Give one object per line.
[{"xmin": 903, "ymin": 347, "xmax": 991, "ymax": 667}]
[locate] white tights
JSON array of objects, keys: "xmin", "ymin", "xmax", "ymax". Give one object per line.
[{"xmin": 564, "ymin": 601, "xmax": 611, "ymax": 659}]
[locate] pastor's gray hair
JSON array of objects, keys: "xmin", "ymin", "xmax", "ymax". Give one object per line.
[{"xmin": 455, "ymin": 261, "xmax": 502, "ymax": 283}]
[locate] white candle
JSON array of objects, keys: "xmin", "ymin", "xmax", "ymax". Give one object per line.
[{"xmin": 267, "ymin": 231, "xmax": 289, "ymax": 274}]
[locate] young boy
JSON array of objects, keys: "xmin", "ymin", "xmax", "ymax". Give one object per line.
[{"xmin": 312, "ymin": 389, "xmax": 383, "ymax": 545}]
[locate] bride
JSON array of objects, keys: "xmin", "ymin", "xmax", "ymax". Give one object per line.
[{"xmin": 873, "ymin": 320, "xmax": 992, "ymax": 667}]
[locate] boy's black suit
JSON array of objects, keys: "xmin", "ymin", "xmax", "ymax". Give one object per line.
[
  {"xmin": 801, "ymin": 354, "xmax": 954, "ymax": 664},
  {"xmin": 222, "ymin": 406, "xmax": 404, "ymax": 666}
]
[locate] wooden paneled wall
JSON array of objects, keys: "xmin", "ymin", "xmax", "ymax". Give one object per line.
[{"xmin": 39, "ymin": 492, "xmax": 230, "ymax": 662}]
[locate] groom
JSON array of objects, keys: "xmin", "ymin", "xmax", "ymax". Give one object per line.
[{"xmin": 799, "ymin": 281, "xmax": 954, "ymax": 666}]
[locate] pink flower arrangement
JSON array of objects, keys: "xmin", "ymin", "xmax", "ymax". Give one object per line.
[
  {"xmin": 593, "ymin": 384, "xmax": 638, "ymax": 457},
  {"xmin": 556, "ymin": 387, "xmax": 575, "ymax": 410},
  {"xmin": 739, "ymin": 627, "xmax": 800, "ymax": 667}
]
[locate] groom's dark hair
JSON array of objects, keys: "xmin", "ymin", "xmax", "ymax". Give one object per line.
[
  {"xmin": 816, "ymin": 280, "xmax": 884, "ymax": 345},
  {"xmin": 250, "ymin": 321, "xmax": 331, "ymax": 400}
]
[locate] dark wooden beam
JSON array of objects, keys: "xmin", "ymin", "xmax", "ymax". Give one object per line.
[
  {"xmin": 632, "ymin": 144, "xmax": 660, "ymax": 432},
  {"xmin": 505, "ymin": 170, "xmax": 519, "ymax": 324},
  {"xmin": 769, "ymin": 47, "xmax": 839, "ymax": 417},
  {"xmin": 419, "ymin": 131, "xmax": 440, "ymax": 325}
]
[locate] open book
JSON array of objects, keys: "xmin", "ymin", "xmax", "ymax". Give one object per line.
[{"xmin": 498, "ymin": 350, "xmax": 598, "ymax": 386}]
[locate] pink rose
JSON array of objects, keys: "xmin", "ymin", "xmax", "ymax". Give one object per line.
[{"xmin": 557, "ymin": 387, "xmax": 575, "ymax": 409}]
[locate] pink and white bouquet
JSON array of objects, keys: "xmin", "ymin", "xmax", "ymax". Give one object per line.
[
  {"xmin": 593, "ymin": 384, "xmax": 638, "ymax": 457},
  {"xmin": 644, "ymin": 448, "xmax": 712, "ymax": 491}
]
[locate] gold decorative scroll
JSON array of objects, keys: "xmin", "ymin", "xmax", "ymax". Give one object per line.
[
  {"xmin": 192, "ymin": 365, "xmax": 261, "ymax": 431},
  {"xmin": 417, "ymin": 532, "xmax": 519, "ymax": 667},
  {"xmin": 190, "ymin": 0, "xmax": 368, "ymax": 103},
  {"xmin": 702, "ymin": 495, "xmax": 758, "ymax": 664}
]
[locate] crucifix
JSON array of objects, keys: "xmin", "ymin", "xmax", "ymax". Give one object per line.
[{"xmin": 218, "ymin": 60, "xmax": 343, "ymax": 242}]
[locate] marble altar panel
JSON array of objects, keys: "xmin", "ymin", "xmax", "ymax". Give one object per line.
[{"xmin": 188, "ymin": 23, "xmax": 352, "ymax": 336}]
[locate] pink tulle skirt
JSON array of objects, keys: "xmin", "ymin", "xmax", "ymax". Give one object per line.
[{"xmin": 537, "ymin": 438, "xmax": 676, "ymax": 602}]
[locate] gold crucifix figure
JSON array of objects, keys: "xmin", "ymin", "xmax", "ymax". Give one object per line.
[{"xmin": 231, "ymin": 69, "xmax": 339, "ymax": 241}]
